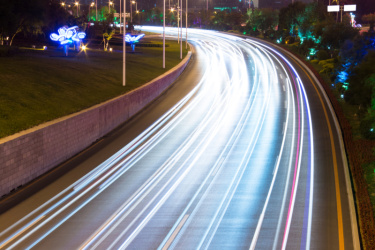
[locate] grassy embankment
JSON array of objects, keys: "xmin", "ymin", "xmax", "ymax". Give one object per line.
[{"xmin": 0, "ymin": 39, "xmax": 188, "ymax": 138}]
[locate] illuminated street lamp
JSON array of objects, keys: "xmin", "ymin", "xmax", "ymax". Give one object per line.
[
  {"xmin": 131, "ymin": 1, "xmax": 136, "ymax": 22},
  {"xmin": 75, "ymin": 1, "xmax": 79, "ymax": 16},
  {"xmin": 123, "ymin": 0, "xmax": 126, "ymax": 86},
  {"xmin": 89, "ymin": 2, "xmax": 94, "ymax": 21},
  {"xmin": 120, "ymin": 0, "xmax": 122, "ymax": 33},
  {"xmin": 186, "ymin": 0, "xmax": 188, "ymax": 49},
  {"xmin": 109, "ymin": 1, "xmax": 113, "ymax": 13},
  {"xmin": 180, "ymin": 0, "xmax": 182, "ymax": 59},
  {"xmin": 163, "ymin": 0, "xmax": 165, "ymax": 68}
]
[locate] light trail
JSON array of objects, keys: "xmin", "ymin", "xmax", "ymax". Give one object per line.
[
  {"xmin": 246, "ymin": 39, "xmax": 315, "ymax": 249},
  {"xmin": 0, "ymin": 27, "xmax": 333, "ymax": 250}
]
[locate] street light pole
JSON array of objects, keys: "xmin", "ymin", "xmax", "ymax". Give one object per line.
[
  {"xmin": 131, "ymin": 0, "xmax": 133, "ymax": 22},
  {"xmin": 163, "ymin": 0, "xmax": 165, "ymax": 68},
  {"xmin": 180, "ymin": 0, "xmax": 182, "ymax": 59},
  {"xmin": 75, "ymin": 2, "xmax": 79, "ymax": 16},
  {"xmin": 123, "ymin": 0, "xmax": 126, "ymax": 86},
  {"xmin": 89, "ymin": 2, "xmax": 94, "ymax": 21},
  {"xmin": 186, "ymin": 0, "xmax": 188, "ymax": 49},
  {"xmin": 120, "ymin": 0, "xmax": 122, "ymax": 34},
  {"xmin": 96, "ymin": 0, "xmax": 98, "ymax": 21}
]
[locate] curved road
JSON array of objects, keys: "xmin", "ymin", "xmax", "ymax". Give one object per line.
[{"xmin": 0, "ymin": 28, "xmax": 358, "ymax": 249}]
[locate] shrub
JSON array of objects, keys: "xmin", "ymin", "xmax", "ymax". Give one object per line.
[
  {"xmin": 360, "ymin": 115, "xmax": 375, "ymax": 139},
  {"xmin": 317, "ymin": 50, "xmax": 330, "ymax": 60},
  {"xmin": 285, "ymin": 36, "xmax": 295, "ymax": 44}
]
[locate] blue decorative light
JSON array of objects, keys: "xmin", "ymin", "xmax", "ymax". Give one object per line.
[
  {"xmin": 125, "ymin": 33, "xmax": 145, "ymax": 43},
  {"xmin": 50, "ymin": 26, "xmax": 86, "ymax": 45},
  {"xmin": 125, "ymin": 33, "xmax": 145, "ymax": 52},
  {"xmin": 337, "ymin": 71, "xmax": 349, "ymax": 83}
]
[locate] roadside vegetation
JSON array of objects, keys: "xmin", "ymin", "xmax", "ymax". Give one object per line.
[{"xmin": 0, "ymin": 40, "xmax": 188, "ymax": 138}]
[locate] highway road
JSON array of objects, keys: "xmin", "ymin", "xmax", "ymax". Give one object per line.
[{"xmin": 0, "ymin": 28, "xmax": 359, "ymax": 249}]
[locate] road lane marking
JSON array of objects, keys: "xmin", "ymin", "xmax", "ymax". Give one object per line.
[
  {"xmin": 162, "ymin": 214, "xmax": 189, "ymax": 250},
  {"xmin": 291, "ymin": 57, "xmax": 345, "ymax": 250}
]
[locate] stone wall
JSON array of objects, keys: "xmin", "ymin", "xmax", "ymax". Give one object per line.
[{"xmin": 0, "ymin": 52, "xmax": 191, "ymax": 198}]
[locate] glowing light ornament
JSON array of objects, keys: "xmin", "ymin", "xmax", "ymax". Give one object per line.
[
  {"xmin": 125, "ymin": 33, "xmax": 145, "ymax": 52},
  {"xmin": 50, "ymin": 26, "xmax": 86, "ymax": 56}
]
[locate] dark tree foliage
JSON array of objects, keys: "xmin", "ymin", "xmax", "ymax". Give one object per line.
[
  {"xmin": 0, "ymin": 0, "xmax": 47, "ymax": 45},
  {"xmin": 345, "ymin": 50, "xmax": 375, "ymax": 109},
  {"xmin": 320, "ymin": 19, "xmax": 359, "ymax": 52},
  {"xmin": 0, "ymin": 0, "xmax": 73, "ymax": 45},
  {"xmin": 278, "ymin": 1, "xmax": 306, "ymax": 37}
]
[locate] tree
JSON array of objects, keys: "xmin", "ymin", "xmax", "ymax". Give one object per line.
[
  {"xmin": 320, "ymin": 20, "xmax": 359, "ymax": 53},
  {"xmin": 252, "ymin": 8, "xmax": 278, "ymax": 37},
  {"xmin": 278, "ymin": 1, "xmax": 306, "ymax": 37},
  {"xmin": 102, "ymin": 13, "xmax": 115, "ymax": 51},
  {"xmin": 211, "ymin": 11, "xmax": 228, "ymax": 31},
  {"xmin": 363, "ymin": 13, "xmax": 375, "ymax": 31},
  {"xmin": 345, "ymin": 50, "xmax": 375, "ymax": 110},
  {"xmin": 0, "ymin": 0, "xmax": 47, "ymax": 46}
]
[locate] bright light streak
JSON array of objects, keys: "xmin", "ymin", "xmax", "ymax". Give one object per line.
[
  {"xmin": 245, "ymin": 39, "xmax": 315, "ymax": 250},
  {"xmin": 2, "ymin": 28, "xmax": 315, "ymax": 250}
]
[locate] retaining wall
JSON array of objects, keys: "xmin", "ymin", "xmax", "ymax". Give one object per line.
[{"xmin": 0, "ymin": 52, "xmax": 192, "ymax": 198}]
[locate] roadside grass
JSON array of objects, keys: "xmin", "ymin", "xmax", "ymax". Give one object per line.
[{"xmin": 0, "ymin": 39, "xmax": 188, "ymax": 138}]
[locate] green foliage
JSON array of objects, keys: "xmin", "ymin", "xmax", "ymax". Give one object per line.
[
  {"xmin": 360, "ymin": 114, "xmax": 375, "ymax": 139},
  {"xmin": 318, "ymin": 59, "xmax": 335, "ymax": 74},
  {"xmin": 285, "ymin": 36, "xmax": 294, "ymax": 44},
  {"xmin": 248, "ymin": 8, "xmax": 278, "ymax": 37},
  {"xmin": 320, "ymin": 21, "xmax": 359, "ymax": 52},
  {"xmin": 278, "ymin": 1, "xmax": 306, "ymax": 36},
  {"xmin": 317, "ymin": 50, "xmax": 329, "ymax": 60},
  {"xmin": 345, "ymin": 51, "xmax": 375, "ymax": 110}
]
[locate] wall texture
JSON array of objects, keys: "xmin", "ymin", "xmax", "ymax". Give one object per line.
[{"xmin": 0, "ymin": 52, "xmax": 191, "ymax": 198}]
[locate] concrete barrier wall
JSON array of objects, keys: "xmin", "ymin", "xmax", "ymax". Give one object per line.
[{"xmin": 0, "ymin": 52, "xmax": 191, "ymax": 198}]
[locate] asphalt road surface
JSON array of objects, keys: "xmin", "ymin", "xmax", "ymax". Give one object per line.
[{"xmin": 0, "ymin": 28, "xmax": 359, "ymax": 250}]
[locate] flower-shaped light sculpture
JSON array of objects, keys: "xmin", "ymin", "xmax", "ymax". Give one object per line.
[
  {"xmin": 50, "ymin": 26, "xmax": 86, "ymax": 45},
  {"xmin": 125, "ymin": 33, "xmax": 145, "ymax": 51}
]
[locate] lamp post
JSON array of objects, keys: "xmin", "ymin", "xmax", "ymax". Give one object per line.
[
  {"xmin": 163, "ymin": 0, "xmax": 165, "ymax": 68},
  {"xmin": 131, "ymin": 0, "xmax": 135, "ymax": 22},
  {"xmin": 95, "ymin": 0, "xmax": 98, "ymax": 21},
  {"xmin": 120, "ymin": 0, "xmax": 122, "ymax": 33},
  {"xmin": 186, "ymin": 0, "xmax": 188, "ymax": 49},
  {"xmin": 75, "ymin": 1, "xmax": 79, "ymax": 16},
  {"xmin": 177, "ymin": 5, "xmax": 179, "ymax": 44},
  {"xmin": 123, "ymin": 0, "xmax": 126, "ymax": 86},
  {"xmin": 109, "ymin": 1, "xmax": 113, "ymax": 13},
  {"xmin": 180, "ymin": 0, "xmax": 182, "ymax": 59},
  {"xmin": 89, "ymin": 2, "xmax": 94, "ymax": 21}
]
